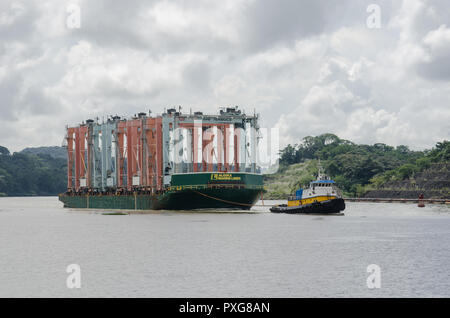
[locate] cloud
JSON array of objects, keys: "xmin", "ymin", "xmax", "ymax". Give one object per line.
[
  {"xmin": 243, "ymin": 0, "xmax": 327, "ymax": 51},
  {"xmin": 416, "ymin": 24, "xmax": 450, "ymax": 80},
  {"xmin": 0, "ymin": 0, "xmax": 449, "ymax": 152}
]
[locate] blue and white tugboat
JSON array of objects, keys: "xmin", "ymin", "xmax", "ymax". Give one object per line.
[{"xmin": 270, "ymin": 165, "xmax": 345, "ymax": 214}]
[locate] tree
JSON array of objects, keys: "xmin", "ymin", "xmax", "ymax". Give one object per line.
[
  {"xmin": 0, "ymin": 150, "xmax": 67, "ymax": 196},
  {"xmin": 279, "ymin": 144, "xmax": 298, "ymax": 165},
  {"xmin": 396, "ymin": 145, "xmax": 410, "ymax": 154},
  {"xmin": 0, "ymin": 146, "xmax": 10, "ymax": 155},
  {"xmin": 396, "ymin": 164, "xmax": 418, "ymax": 180}
]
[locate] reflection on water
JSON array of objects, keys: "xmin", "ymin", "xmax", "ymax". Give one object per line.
[{"xmin": 0, "ymin": 197, "xmax": 449, "ymax": 297}]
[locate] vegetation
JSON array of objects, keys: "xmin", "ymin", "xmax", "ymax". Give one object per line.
[
  {"xmin": 20, "ymin": 146, "xmax": 67, "ymax": 159},
  {"xmin": 264, "ymin": 160, "xmax": 321, "ymax": 199},
  {"xmin": 266, "ymin": 134, "xmax": 449, "ymax": 198},
  {"xmin": 0, "ymin": 146, "xmax": 66, "ymax": 196},
  {"xmin": 1, "ymin": 137, "xmax": 448, "ymax": 198}
]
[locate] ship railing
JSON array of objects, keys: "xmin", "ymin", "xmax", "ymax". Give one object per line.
[{"xmin": 168, "ymin": 184, "xmax": 264, "ymax": 191}]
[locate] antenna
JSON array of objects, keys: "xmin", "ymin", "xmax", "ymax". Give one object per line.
[{"xmin": 317, "ymin": 159, "xmax": 324, "ymax": 180}]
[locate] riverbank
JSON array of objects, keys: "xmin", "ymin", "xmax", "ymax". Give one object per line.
[{"xmin": 345, "ymin": 197, "xmax": 450, "ymax": 204}]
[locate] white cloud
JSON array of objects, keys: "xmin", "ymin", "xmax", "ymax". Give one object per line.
[
  {"xmin": 0, "ymin": 2, "xmax": 26, "ymax": 27},
  {"xmin": 422, "ymin": 24, "xmax": 450, "ymax": 56}
]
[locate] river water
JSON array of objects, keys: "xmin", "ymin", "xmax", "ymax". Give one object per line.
[{"xmin": 0, "ymin": 196, "xmax": 449, "ymax": 297}]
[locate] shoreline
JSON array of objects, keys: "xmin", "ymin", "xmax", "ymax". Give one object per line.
[{"xmin": 344, "ymin": 198, "xmax": 450, "ymax": 204}]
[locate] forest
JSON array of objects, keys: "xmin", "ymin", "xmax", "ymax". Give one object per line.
[
  {"xmin": 275, "ymin": 133, "xmax": 449, "ymax": 197},
  {"xmin": 0, "ymin": 146, "xmax": 66, "ymax": 196}
]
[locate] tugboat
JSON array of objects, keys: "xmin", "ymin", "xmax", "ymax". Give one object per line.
[{"xmin": 270, "ymin": 164, "xmax": 345, "ymax": 214}]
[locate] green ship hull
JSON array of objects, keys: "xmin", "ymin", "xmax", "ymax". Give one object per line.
[{"xmin": 59, "ymin": 172, "xmax": 263, "ymax": 211}]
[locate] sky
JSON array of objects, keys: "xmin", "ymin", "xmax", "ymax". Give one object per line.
[{"xmin": 0, "ymin": 0, "xmax": 449, "ymax": 152}]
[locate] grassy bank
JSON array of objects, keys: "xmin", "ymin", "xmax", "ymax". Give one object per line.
[{"xmin": 263, "ymin": 160, "xmax": 319, "ymax": 199}]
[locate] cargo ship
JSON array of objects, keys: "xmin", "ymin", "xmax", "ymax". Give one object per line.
[{"xmin": 59, "ymin": 107, "xmax": 264, "ymax": 210}]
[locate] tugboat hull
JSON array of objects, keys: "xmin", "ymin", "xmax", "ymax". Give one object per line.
[{"xmin": 270, "ymin": 198, "xmax": 345, "ymax": 214}]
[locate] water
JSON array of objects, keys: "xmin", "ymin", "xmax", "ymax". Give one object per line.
[{"xmin": 0, "ymin": 196, "xmax": 449, "ymax": 297}]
